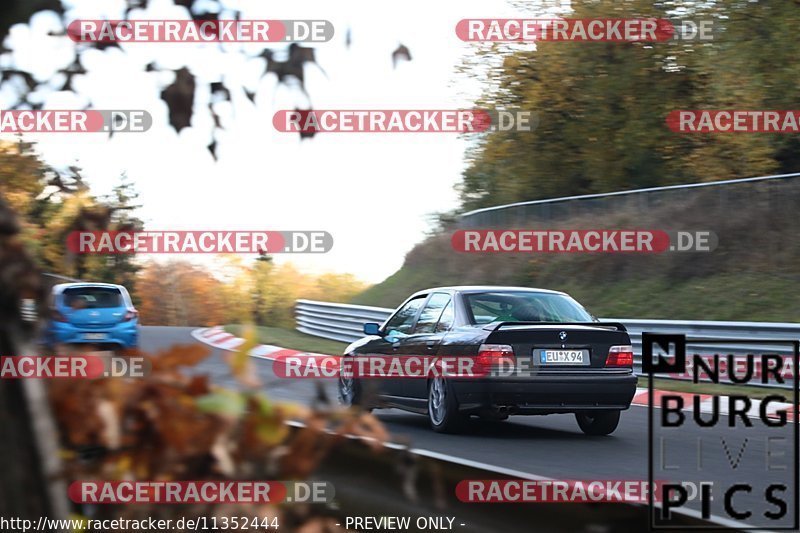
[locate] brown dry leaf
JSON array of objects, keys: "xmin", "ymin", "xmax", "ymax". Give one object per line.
[
  {"xmin": 185, "ymin": 375, "xmax": 211, "ymax": 396},
  {"xmin": 150, "ymin": 388, "xmax": 221, "ymax": 455},
  {"xmin": 49, "ymin": 379, "xmax": 106, "ymax": 447},
  {"xmin": 336, "ymin": 411, "xmax": 389, "ymax": 452},
  {"xmin": 150, "ymin": 344, "xmax": 210, "ymax": 373},
  {"xmin": 280, "ymin": 415, "xmax": 330, "ymax": 478}
]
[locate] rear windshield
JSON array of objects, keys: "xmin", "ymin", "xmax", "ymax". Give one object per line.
[
  {"xmin": 465, "ymin": 292, "xmax": 594, "ymax": 324},
  {"xmin": 62, "ymin": 287, "xmax": 123, "ymax": 309}
]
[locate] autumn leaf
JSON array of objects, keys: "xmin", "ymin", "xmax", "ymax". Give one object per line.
[
  {"xmin": 195, "ymin": 389, "xmax": 247, "ymax": 418},
  {"xmin": 336, "ymin": 411, "xmax": 390, "ymax": 452},
  {"xmin": 150, "ymin": 344, "xmax": 210, "ymax": 372},
  {"xmin": 228, "ymin": 324, "xmax": 261, "ymax": 388},
  {"xmin": 241, "ymin": 394, "xmax": 289, "ymax": 449}
]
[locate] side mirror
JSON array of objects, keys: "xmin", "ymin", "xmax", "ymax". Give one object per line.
[{"xmin": 363, "ymin": 322, "xmax": 381, "ymax": 336}]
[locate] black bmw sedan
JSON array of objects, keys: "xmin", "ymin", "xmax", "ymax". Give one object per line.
[{"xmin": 338, "ymin": 286, "xmax": 637, "ymax": 434}]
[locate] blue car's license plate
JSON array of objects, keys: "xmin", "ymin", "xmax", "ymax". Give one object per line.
[
  {"xmin": 539, "ymin": 349, "xmax": 589, "ymax": 365},
  {"xmin": 83, "ymin": 333, "xmax": 108, "ymax": 341}
]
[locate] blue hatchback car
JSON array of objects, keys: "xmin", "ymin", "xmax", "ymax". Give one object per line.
[{"xmin": 46, "ymin": 282, "xmax": 139, "ymax": 349}]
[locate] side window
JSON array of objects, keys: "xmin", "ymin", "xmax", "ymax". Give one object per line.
[
  {"xmin": 414, "ymin": 293, "xmax": 451, "ymax": 334},
  {"xmin": 384, "ymin": 296, "xmax": 426, "ymax": 335},
  {"xmin": 435, "ymin": 300, "xmax": 455, "ymax": 332}
]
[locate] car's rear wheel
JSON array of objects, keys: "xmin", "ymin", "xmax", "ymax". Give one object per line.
[
  {"xmin": 428, "ymin": 377, "xmax": 465, "ymax": 433},
  {"xmin": 575, "ymin": 410, "xmax": 621, "ymax": 436}
]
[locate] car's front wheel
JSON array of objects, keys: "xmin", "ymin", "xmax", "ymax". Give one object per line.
[
  {"xmin": 338, "ymin": 357, "xmax": 371, "ymax": 410},
  {"xmin": 575, "ymin": 410, "xmax": 621, "ymax": 436},
  {"xmin": 428, "ymin": 377, "xmax": 465, "ymax": 433},
  {"xmin": 338, "ymin": 371, "xmax": 361, "ymax": 407}
]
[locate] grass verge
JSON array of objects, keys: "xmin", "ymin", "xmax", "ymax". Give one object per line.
[
  {"xmin": 645, "ymin": 377, "xmax": 790, "ymax": 400},
  {"xmin": 354, "ymin": 269, "xmax": 798, "ymax": 322},
  {"xmin": 224, "ymin": 325, "xmax": 348, "ymax": 355}
]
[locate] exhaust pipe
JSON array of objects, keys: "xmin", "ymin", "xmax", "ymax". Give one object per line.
[{"xmin": 480, "ymin": 405, "xmax": 518, "ymax": 420}]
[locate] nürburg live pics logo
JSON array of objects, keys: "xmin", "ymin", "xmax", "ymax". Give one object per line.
[{"xmin": 644, "ymin": 332, "xmax": 799, "ymax": 530}]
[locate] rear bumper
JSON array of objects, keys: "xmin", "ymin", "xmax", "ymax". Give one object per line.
[
  {"xmin": 46, "ymin": 321, "xmax": 139, "ymax": 349},
  {"xmin": 452, "ymin": 373, "xmax": 637, "ymax": 415}
]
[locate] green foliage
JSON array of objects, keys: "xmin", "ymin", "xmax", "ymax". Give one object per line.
[{"xmin": 355, "ymin": 258, "xmax": 798, "ymax": 322}]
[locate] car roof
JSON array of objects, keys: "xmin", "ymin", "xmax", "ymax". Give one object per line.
[
  {"xmin": 52, "ymin": 282, "xmax": 126, "ymax": 293},
  {"xmin": 410, "ymin": 286, "xmax": 567, "ymax": 297}
]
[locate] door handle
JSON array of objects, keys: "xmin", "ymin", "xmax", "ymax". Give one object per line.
[{"xmin": 425, "ymin": 341, "xmax": 436, "ymax": 350}]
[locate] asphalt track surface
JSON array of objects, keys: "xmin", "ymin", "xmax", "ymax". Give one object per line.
[{"xmin": 142, "ymin": 326, "xmax": 799, "ymax": 530}]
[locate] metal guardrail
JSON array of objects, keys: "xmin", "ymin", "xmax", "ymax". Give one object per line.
[
  {"xmin": 296, "ymin": 299, "xmax": 393, "ymax": 343},
  {"xmin": 458, "ymin": 171, "xmax": 800, "ymax": 220},
  {"xmin": 42, "ymin": 273, "xmax": 80, "ymax": 283},
  {"xmin": 455, "ymin": 172, "xmax": 799, "ymax": 232},
  {"xmin": 296, "ymin": 299, "xmax": 799, "ymax": 387},
  {"xmin": 306, "ymin": 420, "xmax": 727, "ymax": 531}
]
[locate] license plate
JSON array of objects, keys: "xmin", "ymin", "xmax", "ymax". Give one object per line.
[
  {"xmin": 539, "ymin": 349, "xmax": 588, "ymax": 365},
  {"xmin": 84, "ymin": 333, "xmax": 107, "ymax": 340}
]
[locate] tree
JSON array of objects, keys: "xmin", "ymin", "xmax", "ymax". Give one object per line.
[
  {"xmin": 137, "ymin": 261, "xmax": 226, "ymax": 326},
  {"xmin": 251, "ymin": 252, "xmax": 274, "ymax": 326},
  {"xmin": 458, "ymin": 0, "xmax": 800, "ymax": 211},
  {"xmin": 88, "ymin": 175, "xmax": 144, "ymax": 304},
  {"xmin": 315, "ymin": 272, "xmax": 367, "ymax": 303}
]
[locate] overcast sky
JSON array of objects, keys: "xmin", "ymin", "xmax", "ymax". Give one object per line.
[{"xmin": 0, "ymin": 0, "xmax": 556, "ymax": 283}]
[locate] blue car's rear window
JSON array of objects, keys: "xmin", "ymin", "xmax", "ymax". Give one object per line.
[{"xmin": 63, "ymin": 287, "xmax": 123, "ymax": 309}]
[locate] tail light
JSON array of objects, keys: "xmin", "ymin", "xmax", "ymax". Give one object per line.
[
  {"xmin": 122, "ymin": 309, "xmax": 138, "ymax": 322},
  {"xmin": 475, "ymin": 344, "xmax": 515, "ymax": 375},
  {"xmin": 605, "ymin": 345, "xmax": 634, "ymax": 367},
  {"xmin": 51, "ymin": 309, "xmax": 67, "ymax": 322}
]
